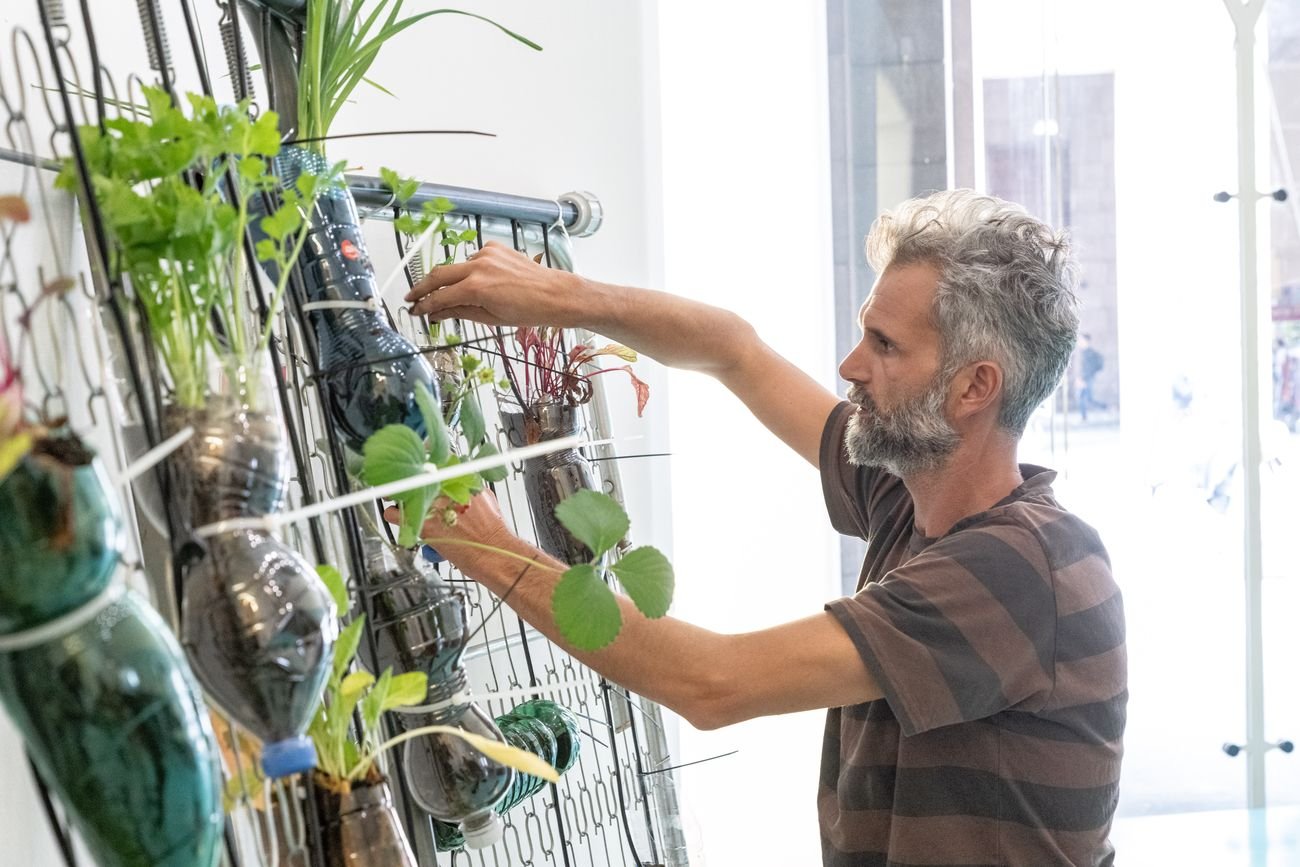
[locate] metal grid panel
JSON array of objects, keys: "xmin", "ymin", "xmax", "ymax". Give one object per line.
[{"xmin": 0, "ymin": 3, "xmax": 687, "ymax": 865}]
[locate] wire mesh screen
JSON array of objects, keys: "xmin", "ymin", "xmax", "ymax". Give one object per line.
[{"xmin": 0, "ymin": 2, "xmax": 688, "ymax": 866}]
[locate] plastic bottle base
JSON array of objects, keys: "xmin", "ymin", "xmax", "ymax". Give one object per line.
[{"xmin": 462, "ymin": 813, "xmax": 505, "ymax": 849}]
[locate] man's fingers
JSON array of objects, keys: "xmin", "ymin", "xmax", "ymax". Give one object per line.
[
  {"xmin": 406, "ymin": 259, "xmax": 475, "ymax": 302},
  {"xmin": 409, "ymin": 281, "xmax": 475, "ymax": 317},
  {"xmin": 382, "ymin": 505, "xmax": 401, "ymax": 525},
  {"xmin": 424, "ymin": 306, "xmax": 508, "ymax": 326}
]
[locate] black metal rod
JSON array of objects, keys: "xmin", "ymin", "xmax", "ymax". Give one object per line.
[
  {"xmin": 28, "ymin": 756, "xmax": 78, "ymax": 867},
  {"xmin": 177, "ymin": 0, "xmax": 213, "ymax": 96}
]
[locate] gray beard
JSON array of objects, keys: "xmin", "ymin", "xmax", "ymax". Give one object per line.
[{"xmin": 844, "ymin": 379, "xmax": 960, "ymax": 477}]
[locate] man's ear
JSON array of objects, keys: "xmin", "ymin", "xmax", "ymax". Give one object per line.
[{"xmin": 949, "ymin": 360, "xmax": 1003, "ymax": 420}]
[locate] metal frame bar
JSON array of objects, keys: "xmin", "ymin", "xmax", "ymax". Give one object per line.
[{"xmin": 1222, "ymin": 0, "xmax": 1269, "ymax": 811}]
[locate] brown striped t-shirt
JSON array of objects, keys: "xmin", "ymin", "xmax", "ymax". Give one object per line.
[{"xmin": 818, "ymin": 402, "xmax": 1125, "ymax": 867}]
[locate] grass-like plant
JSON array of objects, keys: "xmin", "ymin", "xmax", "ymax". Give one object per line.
[{"xmin": 297, "ymin": 1, "xmax": 540, "ymax": 154}]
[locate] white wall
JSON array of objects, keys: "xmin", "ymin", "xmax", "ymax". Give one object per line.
[{"xmin": 655, "ymin": 2, "xmax": 841, "ymax": 865}]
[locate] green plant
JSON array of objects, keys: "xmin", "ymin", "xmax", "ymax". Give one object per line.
[
  {"xmin": 496, "ymin": 328, "xmax": 651, "ymax": 416},
  {"xmin": 381, "ymin": 167, "xmax": 479, "ymax": 267},
  {"xmin": 56, "ymin": 87, "xmax": 339, "ymax": 409},
  {"xmin": 306, "ymin": 564, "xmax": 557, "ymax": 792},
  {"xmin": 426, "ymin": 489, "xmax": 673, "ymax": 652},
  {"xmin": 361, "ymin": 380, "xmax": 503, "ymax": 547},
  {"xmin": 297, "ymin": 1, "xmax": 540, "ymax": 154}
]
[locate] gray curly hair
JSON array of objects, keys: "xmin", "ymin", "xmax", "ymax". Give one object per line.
[{"xmin": 865, "ymin": 189, "xmax": 1080, "ymax": 435}]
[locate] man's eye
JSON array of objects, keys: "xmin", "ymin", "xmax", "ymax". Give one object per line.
[{"xmin": 875, "ymin": 336, "xmax": 892, "ymax": 352}]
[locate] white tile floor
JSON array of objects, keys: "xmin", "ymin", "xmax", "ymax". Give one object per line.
[{"xmin": 1110, "ymin": 807, "xmax": 1300, "ymax": 866}]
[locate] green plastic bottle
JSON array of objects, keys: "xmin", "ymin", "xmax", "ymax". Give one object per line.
[
  {"xmin": 431, "ymin": 699, "xmax": 582, "ymax": 851},
  {"xmin": 0, "ymin": 434, "xmax": 223, "ymax": 867}
]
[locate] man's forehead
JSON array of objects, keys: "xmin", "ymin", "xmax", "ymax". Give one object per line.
[{"xmin": 859, "ymin": 263, "xmax": 940, "ymax": 329}]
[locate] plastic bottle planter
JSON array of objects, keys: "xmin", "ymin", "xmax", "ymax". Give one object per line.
[
  {"xmin": 433, "ymin": 699, "xmax": 582, "ymax": 851},
  {"xmin": 431, "ymin": 347, "xmax": 464, "ymax": 426},
  {"xmin": 499, "ymin": 401, "xmax": 596, "ymax": 564},
  {"xmin": 254, "ymin": 146, "xmax": 439, "ymax": 450},
  {"xmin": 167, "ymin": 396, "xmax": 335, "ymax": 779},
  {"xmin": 359, "ymin": 559, "xmax": 465, "ymax": 684},
  {"xmin": 312, "ymin": 775, "xmax": 417, "ymax": 867},
  {"xmin": 0, "ymin": 434, "xmax": 223, "ymax": 867},
  {"xmin": 373, "ymin": 565, "xmax": 513, "ymax": 848}
]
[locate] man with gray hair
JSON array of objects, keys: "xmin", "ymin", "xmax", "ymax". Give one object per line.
[{"xmin": 404, "ymin": 189, "xmax": 1125, "ymax": 866}]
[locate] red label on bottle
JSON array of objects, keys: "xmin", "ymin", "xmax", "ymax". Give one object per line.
[{"xmin": 340, "ymin": 239, "xmax": 360, "ymax": 261}]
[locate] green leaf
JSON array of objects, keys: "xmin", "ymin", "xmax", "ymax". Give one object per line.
[
  {"xmin": 238, "ymin": 155, "xmax": 267, "ymax": 180},
  {"xmin": 362, "ymin": 424, "xmax": 427, "ymax": 485},
  {"xmin": 439, "ymin": 456, "xmax": 483, "ymax": 505},
  {"xmin": 610, "ymin": 546, "xmax": 674, "ymax": 619},
  {"xmin": 315, "ymin": 564, "xmax": 349, "ymax": 613},
  {"xmin": 254, "ymin": 238, "xmax": 277, "ymax": 262},
  {"xmin": 554, "ymin": 490, "xmax": 629, "ymax": 560},
  {"xmin": 361, "ymin": 423, "xmax": 439, "ymax": 547},
  {"xmin": 474, "ymin": 441, "xmax": 510, "ymax": 483},
  {"xmin": 460, "ymin": 390, "xmax": 485, "ymax": 447},
  {"xmin": 553, "ymin": 564, "xmax": 621, "ymax": 650},
  {"xmin": 333, "ymin": 616, "xmax": 366, "ymax": 683},
  {"xmin": 383, "ymin": 672, "xmax": 428, "ymax": 710},
  {"xmin": 340, "ymin": 670, "xmax": 376, "ymax": 702},
  {"xmin": 415, "ymin": 380, "xmax": 449, "ymax": 464},
  {"xmin": 359, "ymin": 667, "xmax": 392, "ymax": 735}
]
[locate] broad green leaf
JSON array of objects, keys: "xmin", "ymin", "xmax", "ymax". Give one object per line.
[
  {"xmin": 315, "ymin": 564, "xmax": 349, "ymax": 612},
  {"xmin": 553, "ymin": 564, "xmax": 621, "ymax": 650},
  {"xmin": 553, "ymin": 490, "xmax": 629, "ymax": 560},
  {"xmin": 340, "ymin": 670, "xmax": 375, "ymax": 702},
  {"xmin": 610, "ymin": 546, "xmax": 674, "ymax": 619},
  {"xmin": 238, "ymin": 155, "xmax": 266, "ymax": 180},
  {"xmin": 438, "ymin": 456, "xmax": 482, "ymax": 506},
  {"xmin": 414, "ymin": 380, "xmax": 449, "ymax": 464},
  {"xmin": 333, "ymin": 616, "xmax": 366, "ymax": 683},
  {"xmin": 460, "ymin": 389, "xmax": 485, "ymax": 447},
  {"xmin": 383, "ymin": 671, "xmax": 428, "ymax": 711},
  {"xmin": 360, "ymin": 424, "xmax": 439, "ymax": 545},
  {"xmin": 474, "ymin": 441, "xmax": 510, "ymax": 483},
  {"xmin": 362, "ymin": 424, "xmax": 426, "ymax": 485},
  {"xmin": 359, "ymin": 667, "xmax": 392, "ymax": 735}
]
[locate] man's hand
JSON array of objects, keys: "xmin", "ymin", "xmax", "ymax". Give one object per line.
[
  {"xmin": 405, "ymin": 241, "xmax": 585, "ymax": 327},
  {"xmin": 383, "ymin": 490, "xmax": 523, "ymax": 576}
]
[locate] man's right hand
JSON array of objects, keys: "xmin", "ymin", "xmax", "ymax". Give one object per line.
[{"xmin": 405, "ymin": 241, "xmax": 587, "ymax": 328}]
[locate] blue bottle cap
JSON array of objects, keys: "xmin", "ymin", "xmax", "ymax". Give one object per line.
[
  {"xmin": 261, "ymin": 735, "xmax": 317, "ymax": 779},
  {"xmin": 421, "ymin": 544, "xmax": 444, "ymax": 564}
]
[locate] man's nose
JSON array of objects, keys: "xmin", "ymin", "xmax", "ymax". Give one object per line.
[{"xmin": 839, "ymin": 341, "xmax": 868, "ymax": 385}]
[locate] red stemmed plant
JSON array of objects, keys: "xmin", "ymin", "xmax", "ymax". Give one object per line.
[{"xmin": 498, "ymin": 326, "xmax": 649, "ymax": 417}]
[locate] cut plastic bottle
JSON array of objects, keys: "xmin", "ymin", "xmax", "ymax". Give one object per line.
[{"xmin": 0, "ymin": 432, "xmax": 223, "ymax": 867}]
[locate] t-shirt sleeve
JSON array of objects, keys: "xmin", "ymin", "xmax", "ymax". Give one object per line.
[
  {"xmin": 819, "ymin": 401, "xmax": 874, "ymax": 538},
  {"xmin": 825, "ymin": 520, "xmax": 1057, "ymax": 736}
]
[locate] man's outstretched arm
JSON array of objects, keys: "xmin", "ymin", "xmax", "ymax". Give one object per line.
[
  {"xmin": 406, "ymin": 242, "xmax": 840, "ymax": 466},
  {"xmin": 409, "ymin": 494, "xmax": 882, "ymax": 730}
]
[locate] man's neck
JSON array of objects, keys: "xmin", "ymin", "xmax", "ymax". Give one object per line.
[{"xmin": 903, "ymin": 440, "xmax": 1023, "ymax": 539}]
